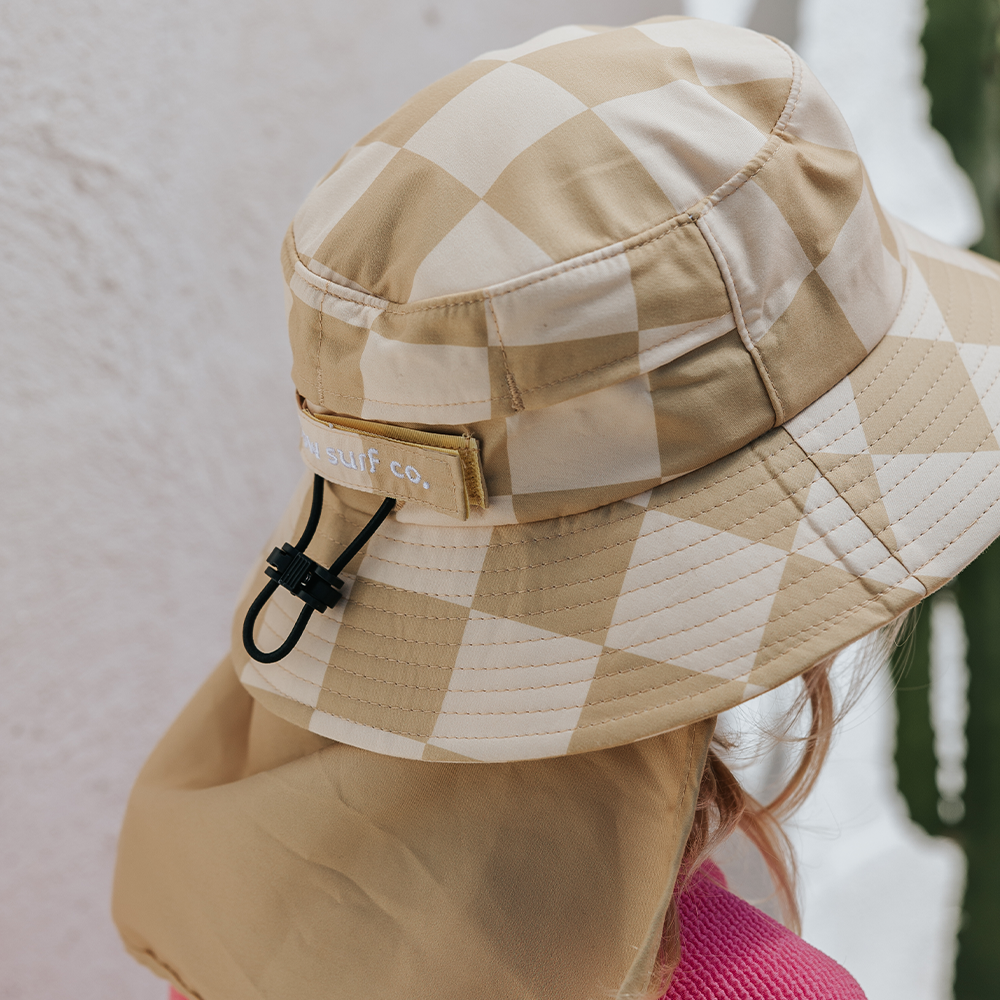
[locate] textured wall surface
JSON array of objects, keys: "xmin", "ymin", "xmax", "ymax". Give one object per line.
[{"xmin": 0, "ymin": 1, "xmax": 977, "ymax": 998}]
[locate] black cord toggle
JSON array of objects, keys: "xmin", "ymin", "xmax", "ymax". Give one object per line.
[
  {"xmin": 242, "ymin": 475, "xmax": 396, "ymax": 664},
  {"xmin": 265, "ymin": 544, "xmax": 342, "ymax": 613}
]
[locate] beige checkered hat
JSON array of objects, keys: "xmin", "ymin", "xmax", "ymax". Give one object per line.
[{"xmin": 234, "ymin": 16, "xmax": 1000, "ymax": 763}]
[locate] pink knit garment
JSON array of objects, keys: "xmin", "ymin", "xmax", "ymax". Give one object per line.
[
  {"xmin": 165, "ymin": 865, "xmax": 865, "ymax": 1000},
  {"xmin": 662, "ymin": 864, "xmax": 866, "ymax": 999}
]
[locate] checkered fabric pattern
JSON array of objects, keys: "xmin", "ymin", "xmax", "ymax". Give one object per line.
[{"xmin": 233, "ymin": 17, "xmax": 1000, "ymax": 761}]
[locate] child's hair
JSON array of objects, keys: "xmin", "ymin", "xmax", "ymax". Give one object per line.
[
  {"xmin": 648, "ymin": 618, "xmax": 908, "ymax": 996},
  {"xmin": 685, "ymin": 657, "xmax": 836, "ymax": 928}
]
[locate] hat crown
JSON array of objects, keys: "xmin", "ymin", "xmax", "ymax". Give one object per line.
[{"xmin": 284, "ymin": 17, "xmax": 905, "ymax": 522}]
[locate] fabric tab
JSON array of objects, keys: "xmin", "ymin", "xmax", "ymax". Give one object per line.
[{"xmin": 297, "ymin": 398, "xmax": 487, "ymax": 519}]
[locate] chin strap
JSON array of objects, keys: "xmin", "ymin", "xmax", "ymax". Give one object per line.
[{"xmin": 242, "ymin": 475, "xmax": 396, "ymax": 664}]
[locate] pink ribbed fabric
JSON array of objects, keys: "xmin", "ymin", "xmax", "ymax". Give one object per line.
[
  {"xmin": 166, "ymin": 866, "xmax": 865, "ymax": 1000},
  {"xmin": 662, "ymin": 864, "xmax": 866, "ymax": 999}
]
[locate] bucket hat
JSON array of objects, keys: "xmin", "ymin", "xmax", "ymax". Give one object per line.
[{"xmin": 233, "ymin": 15, "xmax": 1000, "ymax": 764}]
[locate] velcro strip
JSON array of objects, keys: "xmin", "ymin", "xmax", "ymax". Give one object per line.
[{"xmin": 297, "ymin": 398, "xmax": 487, "ymax": 520}]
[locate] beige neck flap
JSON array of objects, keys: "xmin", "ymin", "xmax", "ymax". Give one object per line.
[{"xmin": 113, "ymin": 657, "xmax": 713, "ymax": 1000}]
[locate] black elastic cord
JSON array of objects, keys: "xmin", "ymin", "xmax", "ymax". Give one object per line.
[
  {"xmin": 242, "ymin": 475, "xmax": 396, "ymax": 664},
  {"xmin": 296, "ymin": 470, "xmax": 327, "ymax": 551},
  {"xmin": 330, "ymin": 496, "xmax": 397, "ymax": 574},
  {"xmin": 242, "ymin": 578, "xmax": 310, "ymax": 664}
]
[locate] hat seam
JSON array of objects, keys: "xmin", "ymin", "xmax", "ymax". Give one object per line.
[
  {"xmin": 289, "ymin": 48, "xmax": 805, "ymax": 317},
  {"xmin": 485, "ymin": 290, "xmax": 525, "ymax": 411},
  {"xmin": 769, "ymin": 39, "xmax": 804, "ymax": 137},
  {"xmin": 302, "ymin": 312, "xmax": 736, "ymax": 409},
  {"xmin": 314, "ymin": 434, "xmax": 834, "ymax": 561},
  {"xmin": 277, "ymin": 502, "xmax": 907, "ymax": 655},
  {"xmin": 280, "ymin": 412, "xmax": 971, "ymax": 665},
  {"xmin": 687, "ymin": 38, "xmax": 802, "ymax": 220},
  {"xmin": 311, "ymin": 300, "xmax": 987, "ymax": 582},
  {"xmin": 695, "ymin": 211, "xmax": 785, "ymax": 426},
  {"xmin": 358, "ymin": 472, "xmax": 808, "ymax": 573},
  {"xmin": 291, "ymin": 212, "xmax": 695, "ymax": 313},
  {"xmin": 685, "ymin": 47, "xmax": 805, "ymax": 427},
  {"xmin": 352, "ymin": 489, "xmax": 892, "ymax": 608},
  {"xmin": 260, "ymin": 565, "xmax": 912, "ymax": 733},
  {"xmin": 314, "ymin": 496, "xmax": 646, "ymax": 550},
  {"xmin": 259, "ymin": 600, "xmax": 866, "ymax": 737},
  {"xmin": 314, "ymin": 434, "xmax": 812, "ymax": 546},
  {"xmin": 317, "ymin": 287, "xmax": 328, "ymax": 408},
  {"xmin": 263, "ymin": 613, "xmax": 684, "ymax": 700},
  {"xmin": 591, "ymin": 579, "xmax": 905, "ymax": 730},
  {"xmin": 737, "ymin": 271, "xmax": 960, "ymax": 507},
  {"xmin": 840, "ymin": 280, "xmax": 1000, "ymax": 545},
  {"xmin": 260, "ymin": 588, "xmax": 921, "ymax": 731},
  {"xmin": 512, "ymin": 275, "xmax": 977, "ymax": 558},
  {"xmin": 275, "ymin": 671, "xmax": 752, "ymax": 736},
  {"xmin": 288, "ymin": 52, "xmax": 806, "ymax": 419},
  {"xmin": 338, "ymin": 526, "xmax": 904, "ymax": 642},
  {"xmin": 261, "ymin": 606, "xmax": 732, "ymax": 706}
]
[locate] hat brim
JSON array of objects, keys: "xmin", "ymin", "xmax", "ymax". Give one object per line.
[{"xmin": 234, "ymin": 219, "xmax": 1000, "ymax": 762}]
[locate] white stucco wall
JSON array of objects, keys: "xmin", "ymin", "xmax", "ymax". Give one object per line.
[{"xmin": 0, "ymin": 1, "xmax": 978, "ymax": 997}]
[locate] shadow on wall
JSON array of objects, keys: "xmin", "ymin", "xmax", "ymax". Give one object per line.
[
  {"xmin": 686, "ymin": 0, "xmax": 799, "ymax": 44},
  {"xmin": 747, "ymin": 0, "xmax": 801, "ymax": 43}
]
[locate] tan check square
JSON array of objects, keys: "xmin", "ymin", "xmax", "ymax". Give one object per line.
[
  {"xmin": 355, "ymin": 60, "xmax": 500, "ymax": 151},
  {"xmin": 312, "ymin": 149, "xmax": 480, "ymax": 303},
  {"xmin": 595, "ymin": 82, "xmax": 769, "ymax": 209},
  {"xmin": 504, "ymin": 378, "xmax": 661, "ymax": 497},
  {"xmin": 404, "ymin": 62, "xmax": 587, "ymax": 198},
  {"xmin": 294, "ymin": 142, "xmax": 401, "ymax": 260},
  {"xmin": 637, "ymin": 18, "xmax": 793, "ymax": 86},
  {"xmin": 605, "ymin": 508, "xmax": 791, "ymax": 678},
  {"xmin": 514, "ymin": 26, "xmax": 699, "ymax": 106},
  {"xmin": 313, "ymin": 583, "xmax": 466, "ymax": 741},
  {"xmin": 705, "ymin": 77, "xmax": 801, "ymax": 135},
  {"xmin": 751, "ymin": 138, "xmax": 864, "ymax": 269},
  {"xmin": 626, "ymin": 220, "xmax": 731, "ymax": 335},
  {"xmin": 428, "ymin": 611, "xmax": 605, "ymax": 761},
  {"xmin": 649, "ymin": 329, "xmax": 775, "ymax": 480},
  {"xmin": 569, "ymin": 649, "xmax": 741, "ymax": 755},
  {"xmin": 655, "ymin": 429, "xmax": 817, "ymax": 552},
  {"xmin": 409, "ymin": 200, "xmax": 555, "ymax": 300},
  {"xmin": 471, "ymin": 502, "xmax": 645, "ymax": 645},
  {"xmin": 484, "ymin": 110, "xmax": 677, "ymax": 262},
  {"xmin": 756, "ymin": 270, "xmax": 867, "ymax": 416},
  {"xmin": 749, "ymin": 553, "xmax": 913, "ymax": 685}
]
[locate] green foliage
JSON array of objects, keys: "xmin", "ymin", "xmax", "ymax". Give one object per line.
[
  {"xmin": 923, "ymin": 0, "xmax": 1000, "ymax": 258},
  {"xmin": 951, "ymin": 548, "xmax": 1000, "ymax": 994},
  {"xmin": 898, "ymin": 2, "xmax": 1000, "ymax": 994},
  {"xmin": 889, "ymin": 602, "xmax": 944, "ymax": 838}
]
